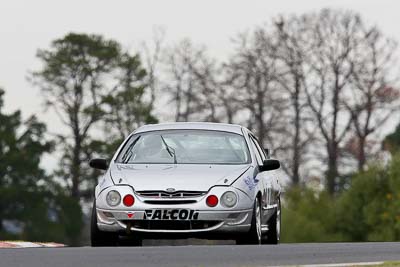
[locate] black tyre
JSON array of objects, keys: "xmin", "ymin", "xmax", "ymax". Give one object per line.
[
  {"xmin": 236, "ymin": 198, "xmax": 262, "ymax": 245},
  {"xmin": 90, "ymin": 201, "xmax": 119, "ymax": 247},
  {"xmin": 262, "ymin": 197, "xmax": 281, "ymax": 245}
]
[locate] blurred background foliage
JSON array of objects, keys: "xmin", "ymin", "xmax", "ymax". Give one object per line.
[
  {"xmin": 0, "ymin": 88, "xmax": 82, "ymax": 244},
  {"xmin": 282, "ymin": 153, "xmax": 400, "ymax": 243},
  {"xmin": 1, "ymin": 8, "xmax": 400, "ymax": 245}
]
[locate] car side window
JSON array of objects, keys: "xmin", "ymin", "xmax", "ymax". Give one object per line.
[
  {"xmin": 252, "ymin": 136, "xmax": 266, "ymax": 161},
  {"xmin": 249, "ymin": 136, "xmax": 263, "ymax": 165}
]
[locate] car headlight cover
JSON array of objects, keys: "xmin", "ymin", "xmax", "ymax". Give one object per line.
[
  {"xmin": 106, "ymin": 190, "xmax": 121, "ymax": 206},
  {"xmin": 221, "ymin": 191, "xmax": 237, "ymax": 208}
]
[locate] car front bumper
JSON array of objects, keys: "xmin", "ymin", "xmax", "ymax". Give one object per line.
[{"xmin": 96, "ymin": 208, "xmax": 253, "ymax": 235}]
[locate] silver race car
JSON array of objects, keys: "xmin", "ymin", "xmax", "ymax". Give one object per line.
[{"xmin": 90, "ymin": 122, "xmax": 283, "ymax": 246}]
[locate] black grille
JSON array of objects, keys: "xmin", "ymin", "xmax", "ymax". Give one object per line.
[
  {"xmin": 136, "ymin": 191, "xmax": 206, "ymax": 198},
  {"xmin": 123, "ymin": 220, "xmax": 221, "ymax": 230}
]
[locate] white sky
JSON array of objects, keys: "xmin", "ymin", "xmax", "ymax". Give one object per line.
[{"xmin": 0, "ymin": 0, "xmax": 399, "ymax": 135}]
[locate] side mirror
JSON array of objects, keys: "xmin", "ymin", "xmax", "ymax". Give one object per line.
[
  {"xmin": 89, "ymin": 158, "xmax": 108, "ymax": 170},
  {"xmin": 259, "ymin": 159, "xmax": 280, "ymax": 172}
]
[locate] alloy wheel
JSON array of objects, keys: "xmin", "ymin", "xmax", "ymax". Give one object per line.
[{"xmin": 255, "ymin": 200, "xmax": 262, "ymax": 243}]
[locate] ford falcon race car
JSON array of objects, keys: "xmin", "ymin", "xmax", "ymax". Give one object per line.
[{"xmin": 90, "ymin": 122, "xmax": 283, "ymax": 246}]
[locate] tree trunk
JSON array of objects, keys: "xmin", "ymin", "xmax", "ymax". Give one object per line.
[
  {"xmin": 183, "ymin": 88, "xmax": 193, "ymax": 122},
  {"xmin": 326, "ymin": 142, "xmax": 338, "ymax": 194},
  {"xmin": 326, "ymin": 71, "xmax": 340, "ymax": 195},
  {"xmin": 175, "ymin": 87, "xmax": 182, "ymax": 122},
  {"xmin": 255, "ymin": 75, "xmax": 265, "ymax": 146},
  {"xmin": 255, "ymin": 105, "xmax": 265, "ymax": 147},
  {"xmin": 357, "ymin": 136, "xmax": 367, "ymax": 171},
  {"xmin": 71, "ymin": 111, "xmax": 82, "ymax": 200},
  {"xmin": 225, "ymin": 103, "xmax": 234, "ymax": 124},
  {"xmin": 291, "ymin": 78, "xmax": 301, "ymax": 185},
  {"xmin": 71, "ymin": 135, "xmax": 81, "ymax": 199}
]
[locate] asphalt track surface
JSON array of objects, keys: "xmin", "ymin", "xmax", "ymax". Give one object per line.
[{"xmin": 1, "ymin": 242, "xmax": 400, "ymax": 267}]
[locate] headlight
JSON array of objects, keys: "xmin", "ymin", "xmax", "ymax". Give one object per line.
[
  {"xmin": 221, "ymin": 191, "xmax": 237, "ymax": 208},
  {"xmin": 106, "ymin": 190, "xmax": 121, "ymax": 206}
]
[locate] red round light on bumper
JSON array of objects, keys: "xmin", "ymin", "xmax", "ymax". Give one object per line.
[
  {"xmin": 123, "ymin": 194, "xmax": 135, "ymax": 206},
  {"xmin": 206, "ymin": 195, "xmax": 218, "ymax": 207}
]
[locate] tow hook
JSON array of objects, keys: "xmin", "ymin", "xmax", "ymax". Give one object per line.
[{"xmin": 126, "ymin": 222, "xmax": 132, "ymax": 234}]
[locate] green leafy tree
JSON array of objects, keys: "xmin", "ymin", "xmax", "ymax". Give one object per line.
[
  {"xmin": 282, "ymin": 155, "xmax": 400, "ymax": 243},
  {"xmin": 281, "ymin": 187, "xmax": 343, "ymax": 242},
  {"xmin": 31, "ymin": 33, "xmax": 121, "ymax": 199},
  {"xmin": 31, "ymin": 33, "xmax": 158, "ymax": 200},
  {"xmin": 383, "ymin": 123, "xmax": 400, "ymax": 154},
  {"xmin": 0, "ymin": 88, "xmax": 82, "ymax": 244},
  {"xmin": 335, "ymin": 155, "xmax": 400, "ymax": 241},
  {"xmin": 101, "ymin": 53, "xmax": 158, "ymax": 153}
]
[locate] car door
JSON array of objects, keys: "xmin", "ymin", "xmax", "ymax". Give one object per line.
[
  {"xmin": 248, "ymin": 134, "xmax": 276, "ymax": 223},
  {"xmin": 249, "ymin": 134, "xmax": 272, "ymax": 224}
]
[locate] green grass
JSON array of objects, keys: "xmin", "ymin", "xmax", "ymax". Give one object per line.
[{"xmin": 371, "ymin": 262, "xmax": 400, "ymax": 267}]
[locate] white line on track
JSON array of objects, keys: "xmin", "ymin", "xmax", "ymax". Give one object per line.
[{"xmin": 271, "ymin": 261, "xmax": 384, "ymax": 267}]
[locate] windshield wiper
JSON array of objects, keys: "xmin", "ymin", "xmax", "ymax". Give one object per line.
[
  {"xmin": 160, "ymin": 135, "xmax": 177, "ymax": 164},
  {"xmin": 121, "ymin": 136, "xmax": 141, "ymax": 164}
]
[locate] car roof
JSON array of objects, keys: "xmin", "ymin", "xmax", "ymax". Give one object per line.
[{"xmin": 134, "ymin": 122, "xmax": 245, "ymax": 135}]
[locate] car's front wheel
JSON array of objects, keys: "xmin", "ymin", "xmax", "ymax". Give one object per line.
[
  {"xmin": 263, "ymin": 196, "xmax": 281, "ymax": 245},
  {"xmin": 90, "ymin": 201, "xmax": 119, "ymax": 247},
  {"xmin": 236, "ymin": 198, "xmax": 262, "ymax": 245}
]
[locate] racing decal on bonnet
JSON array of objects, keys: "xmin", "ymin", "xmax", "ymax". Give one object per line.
[{"xmin": 143, "ymin": 209, "xmax": 199, "ymax": 220}]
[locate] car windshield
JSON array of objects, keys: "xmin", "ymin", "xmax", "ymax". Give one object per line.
[{"xmin": 116, "ymin": 130, "xmax": 250, "ymax": 165}]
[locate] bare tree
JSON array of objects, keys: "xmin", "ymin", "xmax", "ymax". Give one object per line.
[
  {"xmin": 346, "ymin": 26, "xmax": 399, "ymax": 170},
  {"xmin": 164, "ymin": 39, "xmax": 222, "ymax": 122},
  {"xmin": 102, "ymin": 53, "xmax": 157, "ymax": 142},
  {"xmin": 303, "ymin": 9, "xmax": 363, "ymax": 194},
  {"xmin": 149, "ymin": 9, "xmax": 400, "ymax": 193},
  {"xmin": 225, "ymin": 30, "xmax": 288, "ymax": 152},
  {"xmin": 217, "ymin": 72, "xmax": 243, "ymax": 124},
  {"xmin": 272, "ymin": 16, "xmax": 315, "ymax": 185},
  {"xmin": 142, "ymin": 27, "xmax": 166, "ymax": 110}
]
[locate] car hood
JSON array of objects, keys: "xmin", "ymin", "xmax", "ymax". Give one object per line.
[{"xmin": 110, "ymin": 164, "xmax": 250, "ymax": 192}]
